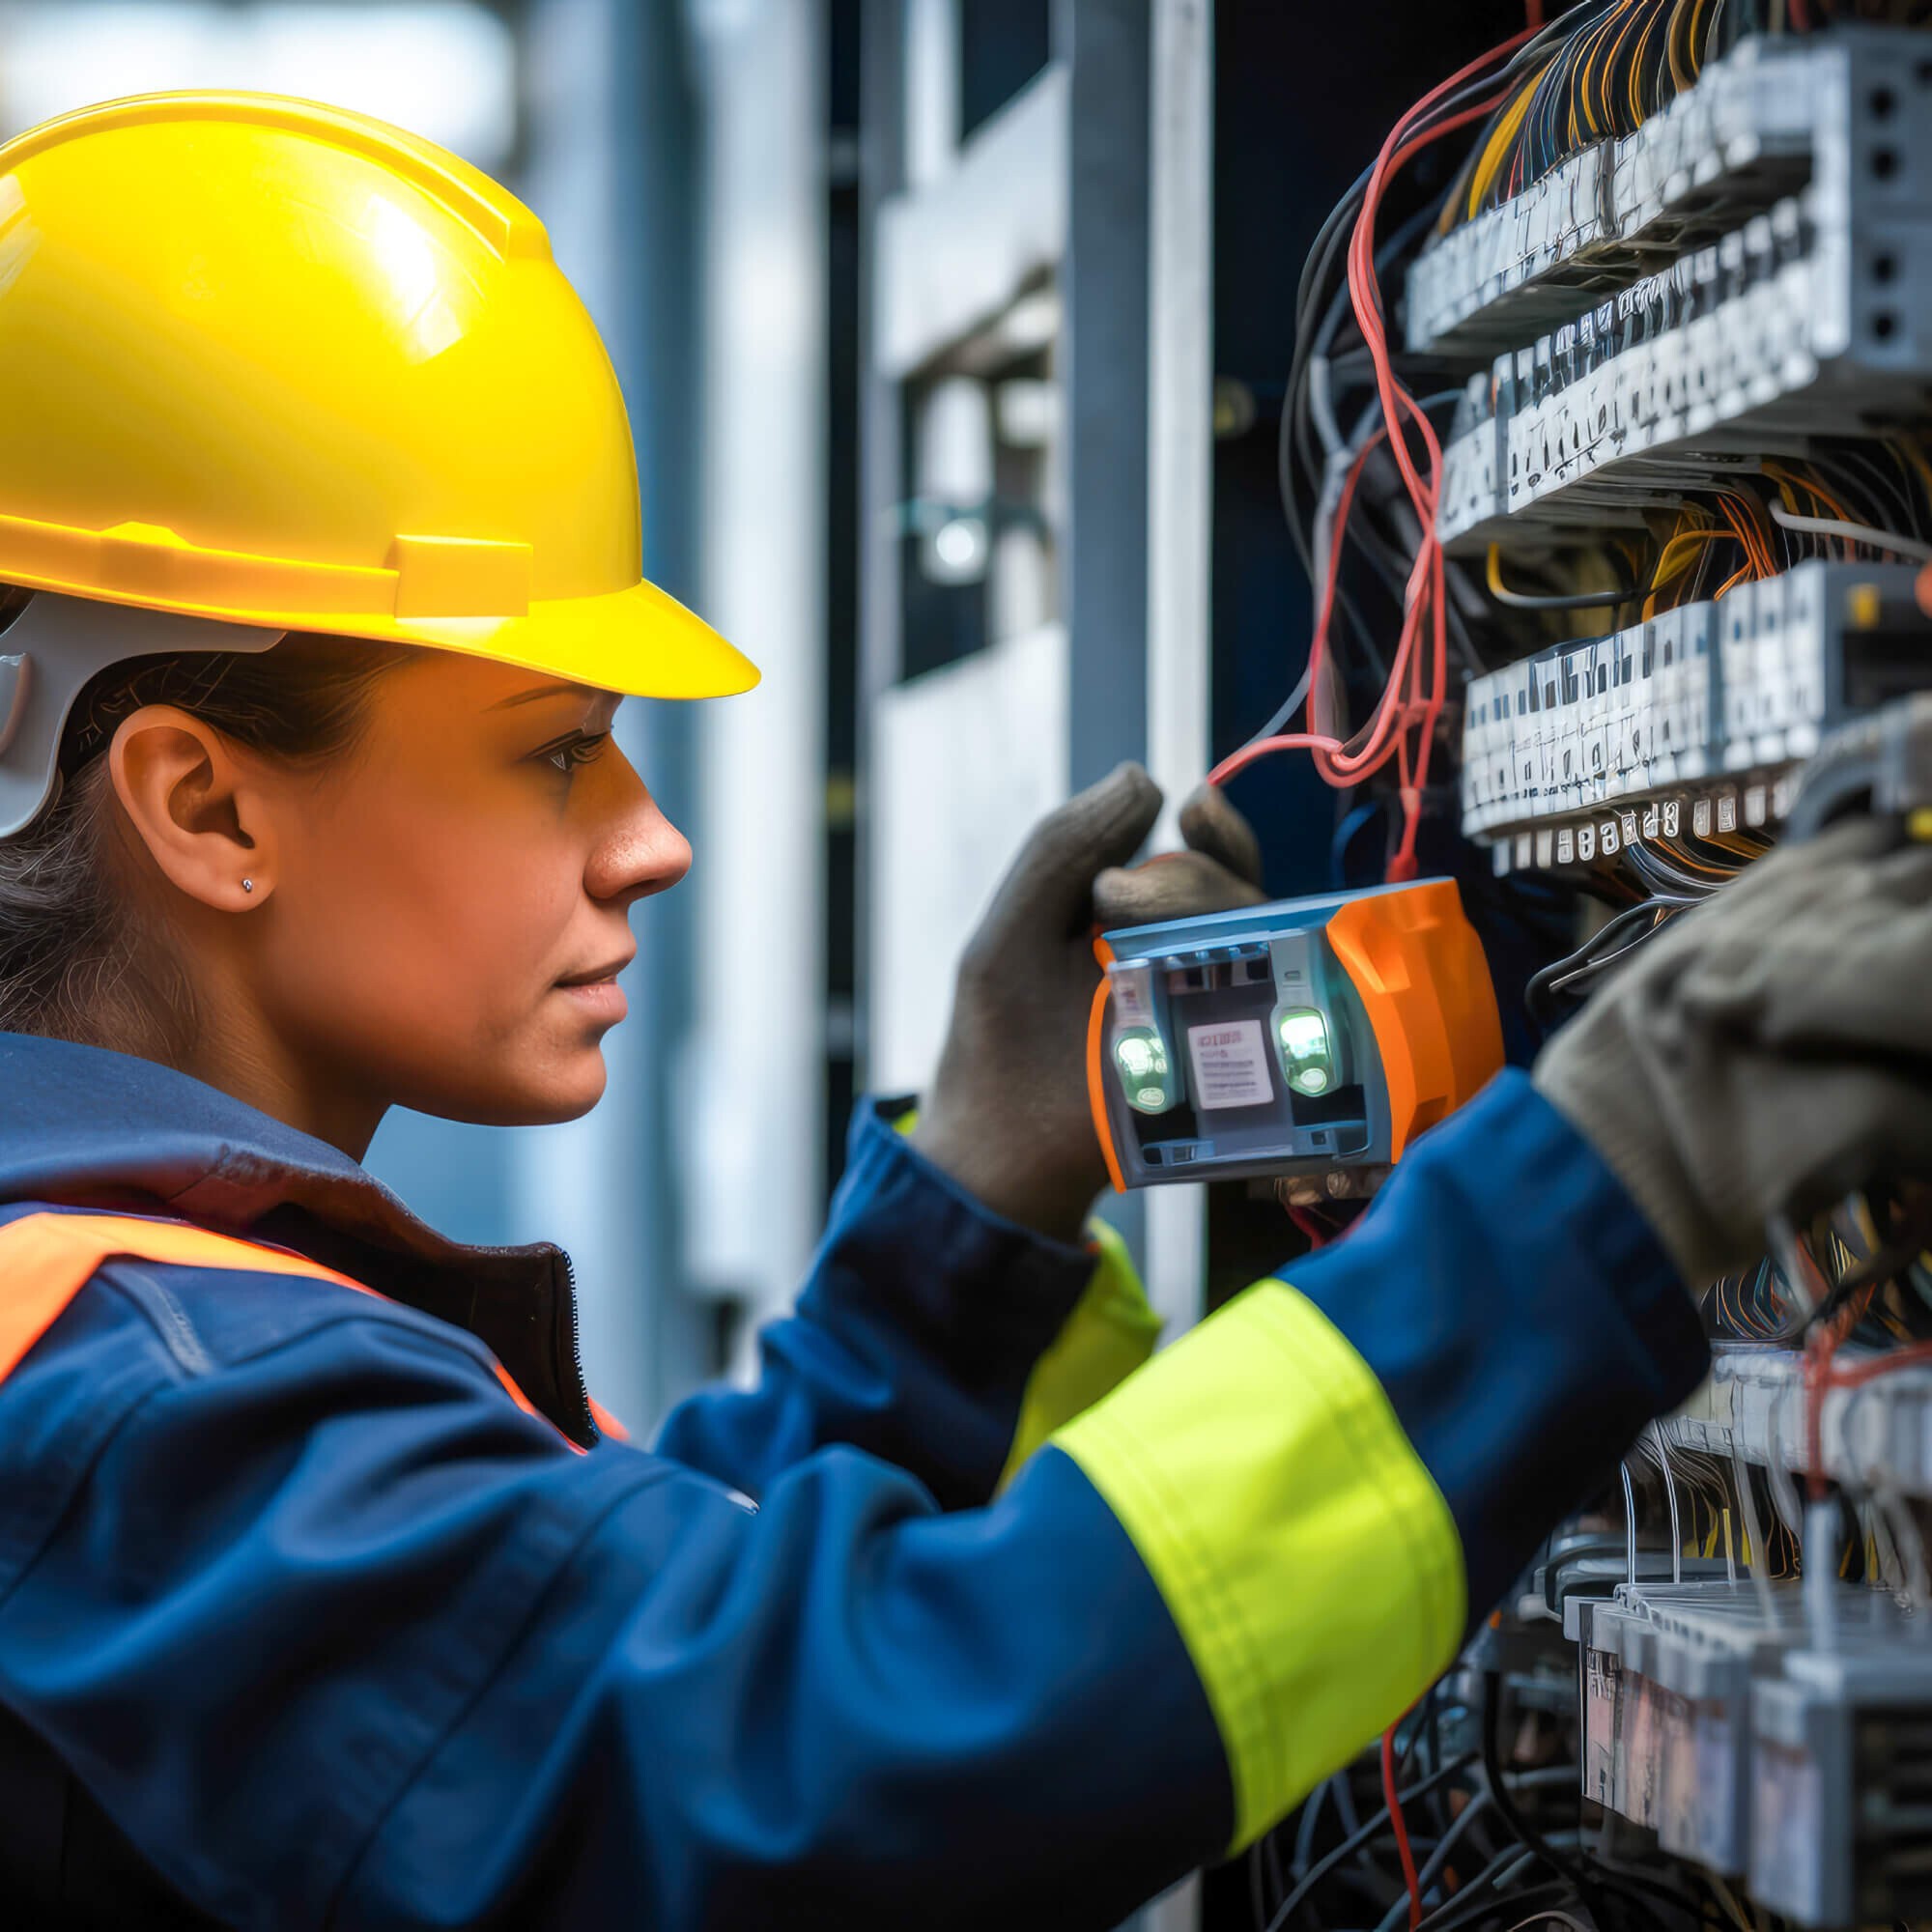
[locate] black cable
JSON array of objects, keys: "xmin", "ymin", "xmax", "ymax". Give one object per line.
[
  {"xmin": 1523, "ymin": 897, "xmax": 1690, "ymax": 1028},
  {"xmin": 1810, "ymin": 1192, "xmax": 1932, "ymax": 1324},
  {"xmin": 1479, "ymin": 1672, "xmax": 1711, "ymax": 1932},
  {"xmin": 1263, "ymin": 1751, "xmax": 1480, "ymax": 1932},
  {"xmin": 1374, "ymin": 1792, "xmax": 1492, "ymax": 1931},
  {"xmin": 1409, "ymin": 1834, "xmax": 1552, "ymax": 1930},
  {"xmin": 1414, "ymin": 1878, "xmax": 1577, "ymax": 1932}
]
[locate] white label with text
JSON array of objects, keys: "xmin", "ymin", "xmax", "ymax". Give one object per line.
[{"xmin": 1186, "ymin": 1019, "xmax": 1274, "ymax": 1111}]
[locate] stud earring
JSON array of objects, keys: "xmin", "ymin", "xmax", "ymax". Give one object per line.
[{"xmin": 242, "ymin": 879, "xmax": 254, "ymax": 895}]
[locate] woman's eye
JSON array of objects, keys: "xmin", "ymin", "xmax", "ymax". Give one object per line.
[{"xmin": 540, "ymin": 733, "xmax": 609, "ymax": 774}]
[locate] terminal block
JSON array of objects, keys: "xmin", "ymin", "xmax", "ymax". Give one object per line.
[
  {"xmin": 1434, "ymin": 95, "xmax": 1932, "ymax": 551},
  {"xmin": 1459, "ymin": 561, "xmax": 1932, "ymax": 861},
  {"xmin": 1405, "ymin": 28, "xmax": 1828, "ymax": 358},
  {"xmin": 1570, "ymin": 1579, "xmax": 1932, "ymax": 1924},
  {"xmin": 1404, "ymin": 27, "xmax": 1930, "ymax": 360},
  {"xmin": 1752, "ymin": 1642, "xmax": 1932, "ymax": 1927}
]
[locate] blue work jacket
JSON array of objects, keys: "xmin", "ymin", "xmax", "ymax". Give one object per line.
[{"xmin": 0, "ymin": 1030, "xmax": 1708, "ymax": 1927}]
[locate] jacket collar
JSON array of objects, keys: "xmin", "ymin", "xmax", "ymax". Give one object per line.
[{"xmin": 0, "ymin": 1031, "xmax": 597, "ymax": 1446}]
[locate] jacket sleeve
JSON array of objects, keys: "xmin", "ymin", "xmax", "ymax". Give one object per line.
[
  {"xmin": 652, "ymin": 1100, "xmax": 1160, "ymax": 1509},
  {"xmin": 0, "ymin": 1071, "xmax": 1709, "ymax": 1930},
  {"xmin": 0, "ymin": 1265, "xmax": 1229, "ymax": 1932},
  {"xmin": 1052, "ymin": 1067, "xmax": 1711, "ymax": 1851}
]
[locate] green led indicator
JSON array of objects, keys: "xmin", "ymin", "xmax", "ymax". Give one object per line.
[
  {"xmin": 1113, "ymin": 1027, "xmax": 1172, "ymax": 1114},
  {"xmin": 1277, "ymin": 1008, "xmax": 1334, "ymax": 1096}
]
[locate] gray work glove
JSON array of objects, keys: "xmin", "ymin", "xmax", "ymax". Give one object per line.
[
  {"xmin": 913, "ymin": 768, "xmax": 1265, "ymax": 1242},
  {"xmin": 1533, "ymin": 817, "xmax": 1932, "ymax": 1290}
]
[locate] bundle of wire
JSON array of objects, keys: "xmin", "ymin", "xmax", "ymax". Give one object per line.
[
  {"xmin": 1439, "ymin": 0, "xmax": 1874, "ymax": 233},
  {"xmin": 1208, "ymin": 13, "xmax": 1604, "ymax": 878},
  {"xmin": 1214, "ymin": 1, "xmax": 1690, "ymax": 878},
  {"xmin": 1246, "ymin": 1665, "xmax": 1750, "ymax": 1931},
  {"xmin": 1213, "ymin": 0, "xmax": 1932, "ymax": 890}
]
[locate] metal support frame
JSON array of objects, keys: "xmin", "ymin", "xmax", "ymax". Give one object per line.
[{"xmin": 855, "ymin": 4, "xmax": 1210, "ymax": 1918}]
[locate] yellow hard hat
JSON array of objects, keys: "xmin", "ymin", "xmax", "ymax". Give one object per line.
[{"xmin": 0, "ymin": 91, "xmax": 757, "ymax": 698}]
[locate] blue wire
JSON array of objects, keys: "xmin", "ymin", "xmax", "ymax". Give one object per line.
[{"xmin": 1330, "ymin": 802, "xmax": 1383, "ymax": 889}]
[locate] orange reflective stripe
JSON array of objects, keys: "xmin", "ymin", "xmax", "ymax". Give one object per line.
[
  {"xmin": 0, "ymin": 1210, "xmax": 371, "ymax": 1385},
  {"xmin": 0, "ymin": 1210, "xmax": 580, "ymax": 1450},
  {"xmin": 587, "ymin": 1395, "xmax": 630, "ymax": 1442}
]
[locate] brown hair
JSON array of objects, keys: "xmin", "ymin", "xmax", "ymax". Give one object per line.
[{"xmin": 0, "ymin": 597, "xmax": 413, "ymax": 1053}]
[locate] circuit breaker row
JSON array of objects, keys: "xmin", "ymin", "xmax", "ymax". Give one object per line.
[
  {"xmin": 1571, "ymin": 1581, "xmax": 1932, "ymax": 1928},
  {"xmin": 1562, "ymin": 1343, "xmax": 1932, "ymax": 1928},
  {"xmin": 1459, "ymin": 560, "xmax": 1927, "ymax": 846},
  {"xmin": 1404, "ymin": 25, "xmax": 1842, "ymax": 357},
  {"xmin": 1434, "ymin": 159, "xmax": 1929, "ymax": 548},
  {"xmin": 1662, "ymin": 1343, "xmax": 1932, "ymax": 1507}
]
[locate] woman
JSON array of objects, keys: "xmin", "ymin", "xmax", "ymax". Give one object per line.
[{"xmin": 2, "ymin": 88, "xmax": 1925, "ymax": 1932}]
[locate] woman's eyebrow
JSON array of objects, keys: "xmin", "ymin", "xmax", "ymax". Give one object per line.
[{"xmin": 487, "ymin": 681, "xmax": 602, "ymax": 712}]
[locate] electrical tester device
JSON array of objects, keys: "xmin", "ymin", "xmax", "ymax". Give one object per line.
[{"xmin": 1087, "ymin": 878, "xmax": 1504, "ymax": 1191}]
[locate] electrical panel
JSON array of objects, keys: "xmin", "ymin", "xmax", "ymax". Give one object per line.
[
  {"xmin": 1461, "ymin": 558, "xmax": 1932, "ymax": 861},
  {"xmin": 1243, "ymin": 8, "xmax": 1932, "ymax": 1930},
  {"xmin": 1406, "ymin": 26, "xmax": 1918, "ymax": 360}
]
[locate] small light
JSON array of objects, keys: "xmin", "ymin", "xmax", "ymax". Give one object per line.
[
  {"xmin": 1277, "ymin": 1008, "xmax": 1334, "ymax": 1099},
  {"xmin": 1113, "ymin": 1027, "xmax": 1172, "ymax": 1114},
  {"xmin": 925, "ymin": 515, "xmax": 989, "ymax": 583}
]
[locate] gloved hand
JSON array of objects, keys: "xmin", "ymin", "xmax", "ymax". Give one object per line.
[
  {"xmin": 913, "ymin": 768, "xmax": 1265, "ymax": 1243},
  {"xmin": 1533, "ymin": 817, "xmax": 1932, "ymax": 1290}
]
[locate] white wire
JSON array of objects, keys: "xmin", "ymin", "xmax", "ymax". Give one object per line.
[
  {"xmin": 1652, "ymin": 1425, "xmax": 1684, "ymax": 1583},
  {"xmin": 1621, "ymin": 1460, "xmax": 1639, "ymax": 1584},
  {"xmin": 1878, "ymin": 1487, "xmax": 1932, "ymax": 1627},
  {"xmin": 1732, "ymin": 1444, "xmax": 1783, "ymax": 1625},
  {"xmin": 1767, "ymin": 499, "xmax": 1932, "ymax": 562}
]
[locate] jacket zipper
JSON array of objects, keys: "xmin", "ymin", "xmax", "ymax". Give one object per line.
[{"xmin": 552, "ymin": 1245, "xmax": 600, "ymax": 1446}]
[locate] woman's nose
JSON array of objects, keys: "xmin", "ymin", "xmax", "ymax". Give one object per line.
[{"xmin": 587, "ymin": 771, "xmax": 693, "ymax": 906}]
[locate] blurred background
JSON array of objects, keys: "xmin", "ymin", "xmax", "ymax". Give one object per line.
[
  {"xmin": 0, "ymin": 0, "xmax": 1506, "ymax": 1464},
  {"xmin": 0, "ymin": 8, "xmax": 1518, "ymax": 1924}
]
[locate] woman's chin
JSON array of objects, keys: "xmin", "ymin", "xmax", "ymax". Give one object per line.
[{"xmin": 431, "ymin": 1053, "xmax": 611, "ymax": 1128}]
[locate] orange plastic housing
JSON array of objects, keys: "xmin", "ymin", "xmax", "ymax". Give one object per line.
[
  {"xmin": 1087, "ymin": 934, "xmax": 1128, "ymax": 1194},
  {"xmin": 1323, "ymin": 879, "xmax": 1503, "ymax": 1161}
]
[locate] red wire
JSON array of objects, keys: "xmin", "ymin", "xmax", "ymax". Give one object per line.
[
  {"xmin": 1208, "ymin": 28, "xmax": 1534, "ymax": 885},
  {"xmin": 1804, "ymin": 1294, "xmax": 1931, "ymax": 1504},
  {"xmin": 1382, "ymin": 1722, "xmax": 1423, "ymax": 1929},
  {"xmin": 1286, "ymin": 1206, "xmax": 1330, "ymax": 1249}
]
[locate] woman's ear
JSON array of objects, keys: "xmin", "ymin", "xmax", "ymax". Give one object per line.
[{"xmin": 106, "ymin": 706, "xmax": 274, "ymax": 912}]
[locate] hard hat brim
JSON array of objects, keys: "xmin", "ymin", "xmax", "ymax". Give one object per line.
[
  {"xmin": 0, "ymin": 565, "xmax": 761, "ymax": 702},
  {"xmin": 376, "ymin": 575, "xmax": 763, "ymax": 701}
]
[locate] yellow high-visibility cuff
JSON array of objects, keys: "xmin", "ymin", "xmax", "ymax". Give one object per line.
[
  {"xmin": 1053, "ymin": 1279, "xmax": 1464, "ymax": 1852},
  {"xmin": 996, "ymin": 1219, "xmax": 1161, "ymax": 1492}
]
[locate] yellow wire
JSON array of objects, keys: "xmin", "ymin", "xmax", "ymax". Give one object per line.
[
  {"xmin": 1467, "ymin": 68, "xmax": 1548, "ymax": 219},
  {"xmin": 1667, "ymin": 0, "xmax": 1701, "ymax": 94},
  {"xmin": 1567, "ymin": 1, "xmax": 1632, "ymax": 148},
  {"xmin": 1628, "ymin": 0, "xmax": 1666, "ymax": 125},
  {"xmin": 1899, "ymin": 440, "xmax": 1932, "ymax": 510}
]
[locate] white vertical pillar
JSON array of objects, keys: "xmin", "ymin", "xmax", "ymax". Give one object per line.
[
  {"xmin": 1142, "ymin": 0, "xmax": 1213, "ymax": 1343},
  {"xmin": 683, "ymin": 0, "xmax": 829, "ymax": 1347},
  {"xmin": 903, "ymin": 0, "xmax": 961, "ymax": 188},
  {"xmin": 1142, "ymin": 7, "xmax": 1212, "ymax": 1912}
]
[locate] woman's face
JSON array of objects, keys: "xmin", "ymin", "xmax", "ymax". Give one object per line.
[{"xmin": 167, "ymin": 648, "xmax": 691, "ymax": 1146}]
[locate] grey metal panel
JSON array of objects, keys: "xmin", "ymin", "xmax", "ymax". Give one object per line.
[
  {"xmin": 1055, "ymin": 0, "xmax": 1151, "ymax": 793},
  {"xmin": 855, "ymin": 0, "xmax": 907, "ymax": 1101}
]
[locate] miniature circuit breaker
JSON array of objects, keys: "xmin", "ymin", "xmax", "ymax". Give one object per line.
[{"xmin": 1086, "ymin": 878, "xmax": 1503, "ymax": 1190}]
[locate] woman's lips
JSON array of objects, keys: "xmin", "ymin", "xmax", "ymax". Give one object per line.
[
  {"xmin": 554, "ymin": 953, "xmax": 633, "ymax": 1022},
  {"xmin": 555, "ymin": 975, "xmax": 627, "ymax": 1021}
]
